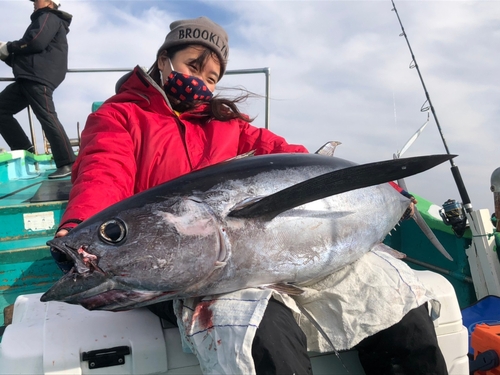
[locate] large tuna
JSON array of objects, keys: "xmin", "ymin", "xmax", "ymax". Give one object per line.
[{"xmin": 41, "ymin": 152, "xmax": 453, "ymax": 311}]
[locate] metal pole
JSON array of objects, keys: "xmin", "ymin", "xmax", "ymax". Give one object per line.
[
  {"xmin": 265, "ymin": 68, "xmax": 271, "ymax": 130},
  {"xmin": 223, "ymin": 67, "xmax": 272, "ymax": 130},
  {"xmin": 67, "ymin": 68, "xmax": 132, "ymax": 73},
  {"xmin": 404, "ymin": 257, "xmax": 473, "ymax": 283},
  {"xmin": 2, "ymin": 66, "xmax": 272, "ymax": 150},
  {"xmin": 67, "ymin": 67, "xmax": 272, "ymax": 129}
]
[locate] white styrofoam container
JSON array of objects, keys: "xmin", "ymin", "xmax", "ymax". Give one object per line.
[
  {"xmin": 416, "ymin": 270, "xmax": 470, "ymax": 375},
  {"xmin": 0, "ymin": 293, "xmax": 168, "ymax": 375},
  {"xmin": 0, "ymin": 270, "xmax": 469, "ymax": 374}
]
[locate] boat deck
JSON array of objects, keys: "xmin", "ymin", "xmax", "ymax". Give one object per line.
[{"xmin": 0, "ymin": 151, "xmax": 69, "ymax": 327}]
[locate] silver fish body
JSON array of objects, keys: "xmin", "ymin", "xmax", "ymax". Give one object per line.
[{"xmin": 42, "ymin": 153, "xmax": 411, "ymax": 311}]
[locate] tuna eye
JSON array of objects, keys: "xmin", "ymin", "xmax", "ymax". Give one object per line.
[{"xmin": 99, "ymin": 219, "xmax": 126, "ymax": 244}]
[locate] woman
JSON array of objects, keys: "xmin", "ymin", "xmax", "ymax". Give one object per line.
[
  {"xmin": 54, "ymin": 17, "xmax": 306, "ymax": 235},
  {"xmin": 52, "ymin": 16, "xmax": 446, "ymax": 375},
  {"xmin": 53, "ymin": 16, "xmax": 313, "ymax": 375}
]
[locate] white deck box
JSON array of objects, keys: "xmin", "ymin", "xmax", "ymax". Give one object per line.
[{"xmin": 0, "ymin": 270, "xmax": 468, "ymax": 374}]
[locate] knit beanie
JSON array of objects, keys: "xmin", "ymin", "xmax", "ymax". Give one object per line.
[{"xmin": 158, "ymin": 16, "xmax": 229, "ymax": 78}]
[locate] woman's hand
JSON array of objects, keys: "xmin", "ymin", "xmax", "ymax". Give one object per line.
[
  {"xmin": 55, "ymin": 229, "xmax": 69, "ymax": 238},
  {"xmin": 50, "ymin": 229, "xmax": 73, "ymax": 273}
]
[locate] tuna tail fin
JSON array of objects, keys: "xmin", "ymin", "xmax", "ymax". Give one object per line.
[{"xmin": 228, "ymin": 154, "xmax": 455, "ymax": 220}]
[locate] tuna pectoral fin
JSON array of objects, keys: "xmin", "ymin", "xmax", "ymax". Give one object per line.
[
  {"xmin": 372, "ymin": 243, "xmax": 407, "ymax": 259},
  {"xmin": 264, "ymin": 283, "xmax": 346, "ymax": 367},
  {"xmin": 228, "ymin": 154, "xmax": 455, "ymax": 219},
  {"xmin": 295, "ymin": 301, "xmax": 347, "ymax": 371}
]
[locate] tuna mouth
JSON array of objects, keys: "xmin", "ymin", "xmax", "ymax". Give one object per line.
[
  {"xmin": 41, "ymin": 266, "xmax": 178, "ymax": 311},
  {"xmin": 47, "ymin": 239, "xmax": 105, "ymax": 275}
]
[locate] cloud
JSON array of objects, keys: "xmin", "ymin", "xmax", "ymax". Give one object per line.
[
  {"xmin": 218, "ymin": 1, "xmax": 500, "ymax": 211},
  {"xmin": 0, "ymin": 0, "xmax": 499, "ymax": 213}
]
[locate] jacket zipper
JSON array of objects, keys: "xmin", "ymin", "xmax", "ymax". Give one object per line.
[{"xmin": 174, "ymin": 115, "xmax": 194, "ymax": 171}]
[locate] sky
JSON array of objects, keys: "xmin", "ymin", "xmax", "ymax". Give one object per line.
[{"xmin": 0, "ymin": 0, "xmax": 499, "ymax": 215}]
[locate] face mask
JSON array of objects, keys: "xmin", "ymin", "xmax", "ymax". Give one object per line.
[{"xmin": 163, "ymin": 59, "xmax": 213, "ymax": 102}]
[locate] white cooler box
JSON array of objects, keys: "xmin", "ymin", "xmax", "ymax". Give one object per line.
[{"xmin": 0, "ymin": 270, "xmax": 469, "ymax": 374}]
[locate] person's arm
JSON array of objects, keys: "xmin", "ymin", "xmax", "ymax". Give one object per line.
[
  {"xmin": 237, "ymin": 120, "xmax": 308, "ymax": 155},
  {"xmin": 7, "ymin": 13, "xmax": 61, "ymax": 55},
  {"xmin": 58, "ymin": 104, "xmax": 138, "ymax": 233}
]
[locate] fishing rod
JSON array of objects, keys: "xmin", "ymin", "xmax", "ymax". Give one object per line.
[{"xmin": 391, "ymin": 0, "xmax": 473, "ymax": 214}]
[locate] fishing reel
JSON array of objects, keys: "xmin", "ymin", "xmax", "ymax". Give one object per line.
[{"xmin": 439, "ymin": 199, "xmax": 468, "ymax": 238}]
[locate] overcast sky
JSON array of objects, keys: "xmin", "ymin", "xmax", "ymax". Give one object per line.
[{"xmin": 0, "ymin": 0, "xmax": 498, "ymax": 214}]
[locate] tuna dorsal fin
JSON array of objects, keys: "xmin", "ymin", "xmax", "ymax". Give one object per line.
[
  {"xmin": 228, "ymin": 154, "xmax": 455, "ymax": 219},
  {"xmin": 314, "ymin": 141, "xmax": 342, "ymax": 157}
]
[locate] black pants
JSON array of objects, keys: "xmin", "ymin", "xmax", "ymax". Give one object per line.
[
  {"xmin": 0, "ymin": 79, "xmax": 75, "ymax": 168},
  {"xmin": 251, "ymin": 299, "xmax": 313, "ymax": 375},
  {"xmin": 149, "ymin": 301, "xmax": 447, "ymax": 375},
  {"xmin": 356, "ymin": 304, "xmax": 449, "ymax": 375}
]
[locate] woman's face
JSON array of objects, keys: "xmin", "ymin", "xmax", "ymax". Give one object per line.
[
  {"xmin": 33, "ymin": 0, "xmax": 52, "ymax": 11},
  {"xmin": 158, "ymin": 46, "xmax": 220, "ymax": 93}
]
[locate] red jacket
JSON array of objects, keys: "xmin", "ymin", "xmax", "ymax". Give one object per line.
[{"xmin": 60, "ymin": 67, "xmax": 308, "ymax": 229}]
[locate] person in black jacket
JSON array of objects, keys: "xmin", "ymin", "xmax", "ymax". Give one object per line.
[{"xmin": 0, "ymin": 0, "xmax": 76, "ymax": 179}]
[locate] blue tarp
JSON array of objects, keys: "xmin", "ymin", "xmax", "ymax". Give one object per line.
[{"xmin": 461, "ymin": 295, "xmax": 500, "ymax": 355}]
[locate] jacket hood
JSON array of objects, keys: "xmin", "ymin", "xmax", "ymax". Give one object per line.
[
  {"xmin": 52, "ymin": 9, "xmax": 73, "ymax": 24},
  {"xmin": 109, "ymin": 66, "xmax": 174, "ymax": 112},
  {"xmin": 32, "ymin": 8, "xmax": 72, "ymax": 28}
]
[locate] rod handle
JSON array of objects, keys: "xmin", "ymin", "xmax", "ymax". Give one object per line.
[{"xmin": 451, "ymin": 165, "xmax": 472, "ymax": 212}]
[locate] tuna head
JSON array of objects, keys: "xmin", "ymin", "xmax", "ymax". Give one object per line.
[{"xmin": 41, "ymin": 196, "xmax": 225, "ymax": 311}]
